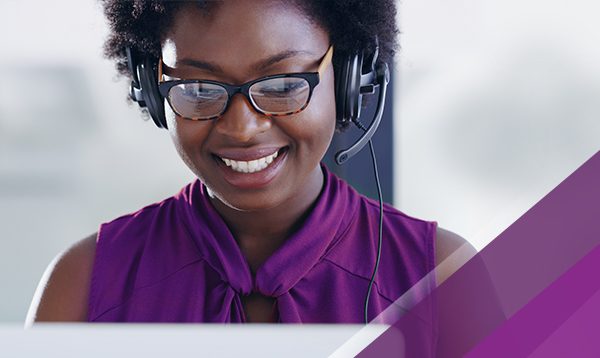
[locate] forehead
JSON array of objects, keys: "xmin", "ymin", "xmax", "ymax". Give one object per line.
[{"xmin": 162, "ymin": 0, "xmax": 329, "ymax": 72}]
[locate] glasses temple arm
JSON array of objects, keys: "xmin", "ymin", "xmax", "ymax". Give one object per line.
[{"xmin": 317, "ymin": 46, "xmax": 334, "ymax": 79}]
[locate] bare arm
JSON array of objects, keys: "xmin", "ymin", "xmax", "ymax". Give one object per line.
[
  {"xmin": 435, "ymin": 226, "xmax": 477, "ymax": 285},
  {"xmin": 434, "ymin": 227, "xmax": 505, "ymax": 356},
  {"xmin": 25, "ymin": 233, "xmax": 97, "ymax": 327}
]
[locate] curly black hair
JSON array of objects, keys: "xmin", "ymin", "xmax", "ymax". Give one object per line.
[{"xmin": 101, "ymin": 0, "xmax": 398, "ymax": 131}]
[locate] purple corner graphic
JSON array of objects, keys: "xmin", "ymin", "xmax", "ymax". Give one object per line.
[{"xmin": 357, "ymin": 150, "xmax": 600, "ymax": 357}]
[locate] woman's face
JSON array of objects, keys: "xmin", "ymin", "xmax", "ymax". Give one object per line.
[{"xmin": 161, "ymin": 0, "xmax": 336, "ymax": 212}]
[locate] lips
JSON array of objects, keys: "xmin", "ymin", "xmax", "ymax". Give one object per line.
[
  {"xmin": 213, "ymin": 147, "xmax": 288, "ymax": 189},
  {"xmin": 220, "ymin": 150, "xmax": 280, "ymax": 173}
]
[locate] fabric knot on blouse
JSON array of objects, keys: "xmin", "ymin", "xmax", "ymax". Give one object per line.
[{"xmin": 88, "ymin": 164, "xmax": 437, "ymax": 325}]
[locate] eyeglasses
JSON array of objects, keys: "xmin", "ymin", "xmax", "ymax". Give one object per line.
[{"xmin": 158, "ymin": 46, "xmax": 333, "ymax": 121}]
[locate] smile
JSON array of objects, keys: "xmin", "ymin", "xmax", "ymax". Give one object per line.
[{"xmin": 220, "ymin": 150, "xmax": 280, "ymax": 173}]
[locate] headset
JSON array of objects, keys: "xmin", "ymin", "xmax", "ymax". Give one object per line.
[
  {"xmin": 126, "ymin": 45, "xmax": 389, "ymax": 164},
  {"xmin": 127, "ymin": 44, "xmax": 390, "ymax": 324}
]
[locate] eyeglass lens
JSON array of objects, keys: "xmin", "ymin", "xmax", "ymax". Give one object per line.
[
  {"xmin": 167, "ymin": 77, "xmax": 311, "ymax": 120},
  {"xmin": 168, "ymin": 83, "xmax": 228, "ymax": 120},
  {"xmin": 249, "ymin": 77, "xmax": 310, "ymax": 114}
]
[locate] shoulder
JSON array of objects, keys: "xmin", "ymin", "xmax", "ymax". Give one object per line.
[
  {"xmin": 435, "ymin": 227, "xmax": 477, "ymax": 285},
  {"xmin": 331, "ymin": 194, "xmax": 438, "ymax": 290},
  {"xmin": 96, "ymin": 187, "xmax": 190, "ymax": 251},
  {"xmin": 25, "ymin": 233, "xmax": 97, "ymax": 326},
  {"xmin": 350, "ymin": 191, "xmax": 475, "ymax": 286}
]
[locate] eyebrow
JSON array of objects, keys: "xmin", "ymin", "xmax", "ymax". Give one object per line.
[
  {"xmin": 176, "ymin": 50, "xmax": 315, "ymax": 74},
  {"xmin": 253, "ymin": 50, "xmax": 314, "ymax": 71},
  {"xmin": 177, "ymin": 59, "xmax": 223, "ymax": 73}
]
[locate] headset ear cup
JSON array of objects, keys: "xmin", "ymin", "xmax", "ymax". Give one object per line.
[
  {"xmin": 138, "ymin": 57, "xmax": 167, "ymax": 129},
  {"xmin": 334, "ymin": 54, "xmax": 349, "ymax": 123},
  {"xmin": 335, "ymin": 53, "xmax": 363, "ymax": 124}
]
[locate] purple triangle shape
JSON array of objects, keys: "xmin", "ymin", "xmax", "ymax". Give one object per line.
[
  {"xmin": 528, "ymin": 286, "xmax": 600, "ymax": 357},
  {"xmin": 465, "ymin": 232, "xmax": 600, "ymax": 357},
  {"xmin": 357, "ymin": 150, "xmax": 600, "ymax": 357}
]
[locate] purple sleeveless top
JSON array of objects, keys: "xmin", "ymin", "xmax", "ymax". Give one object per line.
[{"xmin": 88, "ymin": 165, "xmax": 437, "ymax": 327}]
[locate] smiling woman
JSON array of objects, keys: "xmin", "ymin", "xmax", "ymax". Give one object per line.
[
  {"xmin": 162, "ymin": 4, "xmax": 335, "ymax": 213},
  {"xmin": 26, "ymin": 0, "xmax": 477, "ymax": 355}
]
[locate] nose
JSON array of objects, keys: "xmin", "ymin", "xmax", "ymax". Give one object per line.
[{"xmin": 214, "ymin": 94, "xmax": 271, "ymax": 142}]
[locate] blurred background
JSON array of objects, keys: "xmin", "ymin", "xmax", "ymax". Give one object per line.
[{"xmin": 1, "ymin": 0, "xmax": 599, "ymax": 323}]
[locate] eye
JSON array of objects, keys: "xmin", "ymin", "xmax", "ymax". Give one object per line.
[
  {"xmin": 253, "ymin": 78, "xmax": 309, "ymax": 98},
  {"xmin": 168, "ymin": 82, "xmax": 228, "ymax": 118},
  {"xmin": 249, "ymin": 77, "xmax": 312, "ymax": 114},
  {"xmin": 179, "ymin": 85, "xmax": 223, "ymax": 101}
]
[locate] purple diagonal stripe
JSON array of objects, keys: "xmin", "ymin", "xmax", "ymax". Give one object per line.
[
  {"xmin": 357, "ymin": 150, "xmax": 600, "ymax": 357},
  {"xmin": 465, "ymin": 237, "xmax": 600, "ymax": 357},
  {"xmin": 529, "ymin": 286, "xmax": 600, "ymax": 357}
]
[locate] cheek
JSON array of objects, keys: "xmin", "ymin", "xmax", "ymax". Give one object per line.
[
  {"xmin": 303, "ymin": 73, "xmax": 337, "ymax": 152},
  {"xmin": 166, "ymin": 109, "xmax": 212, "ymax": 176},
  {"xmin": 166, "ymin": 111, "xmax": 191, "ymax": 162},
  {"xmin": 166, "ymin": 111, "xmax": 186, "ymax": 157}
]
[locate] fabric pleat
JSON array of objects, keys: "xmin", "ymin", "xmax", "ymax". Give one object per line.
[{"xmin": 88, "ymin": 164, "xmax": 437, "ymax": 327}]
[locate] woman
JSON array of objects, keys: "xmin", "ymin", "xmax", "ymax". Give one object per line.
[{"xmin": 27, "ymin": 0, "xmax": 474, "ymax": 327}]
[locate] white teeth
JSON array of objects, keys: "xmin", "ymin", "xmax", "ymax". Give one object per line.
[
  {"xmin": 248, "ymin": 160, "xmax": 258, "ymax": 173},
  {"xmin": 220, "ymin": 150, "xmax": 281, "ymax": 173}
]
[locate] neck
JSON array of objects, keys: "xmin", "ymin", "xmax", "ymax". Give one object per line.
[{"xmin": 209, "ymin": 166, "xmax": 325, "ymax": 275}]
